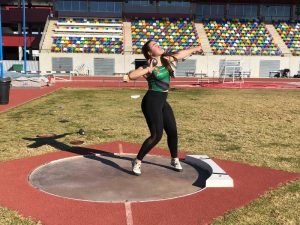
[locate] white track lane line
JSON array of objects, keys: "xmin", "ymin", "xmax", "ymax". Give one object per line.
[
  {"xmin": 125, "ymin": 202, "xmax": 133, "ymax": 225},
  {"xmin": 118, "ymin": 143, "xmax": 124, "ymax": 154}
]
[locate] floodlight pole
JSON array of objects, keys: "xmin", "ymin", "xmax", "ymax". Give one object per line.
[
  {"xmin": 0, "ymin": 4, "xmax": 4, "ymax": 78},
  {"xmin": 23, "ymin": 0, "xmax": 27, "ymax": 75}
]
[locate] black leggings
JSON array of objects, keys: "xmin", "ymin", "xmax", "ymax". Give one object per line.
[{"xmin": 136, "ymin": 90, "xmax": 178, "ymax": 161}]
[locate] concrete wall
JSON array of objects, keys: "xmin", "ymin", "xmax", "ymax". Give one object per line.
[
  {"xmin": 40, "ymin": 52, "xmax": 125, "ymax": 75},
  {"xmin": 195, "ymin": 55, "xmax": 300, "ymax": 78},
  {"xmin": 39, "ymin": 51, "xmax": 300, "ymax": 77}
]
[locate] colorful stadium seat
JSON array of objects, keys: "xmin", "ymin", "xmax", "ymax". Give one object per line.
[
  {"xmin": 131, "ymin": 17, "xmax": 202, "ymax": 54},
  {"xmin": 51, "ymin": 36, "xmax": 123, "ymax": 53},
  {"xmin": 51, "ymin": 17, "xmax": 123, "ymax": 54},
  {"xmin": 274, "ymin": 20, "xmax": 300, "ymax": 56},
  {"xmin": 204, "ymin": 19, "xmax": 282, "ymax": 56}
]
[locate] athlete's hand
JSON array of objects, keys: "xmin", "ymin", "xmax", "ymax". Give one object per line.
[
  {"xmin": 193, "ymin": 45, "xmax": 203, "ymax": 54},
  {"xmin": 123, "ymin": 74, "xmax": 130, "ymax": 82},
  {"xmin": 147, "ymin": 59, "xmax": 156, "ymax": 73}
]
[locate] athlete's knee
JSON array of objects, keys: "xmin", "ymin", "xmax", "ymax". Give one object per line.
[{"xmin": 149, "ymin": 131, "xmax": 163, "ymax": 144}]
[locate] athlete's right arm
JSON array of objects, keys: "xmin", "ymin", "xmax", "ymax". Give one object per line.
[
  {"xmin": 128, "ymin": 59, "xmax": 155, "ymax": 80},
  {"xmin": 128, "ymin": 66, "xmax": 150, "ymax": 80}
]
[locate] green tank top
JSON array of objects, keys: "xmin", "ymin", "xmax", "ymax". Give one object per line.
[{"xmin": 146, "ymin": 66, "xmax": 170, "ymax": 92}]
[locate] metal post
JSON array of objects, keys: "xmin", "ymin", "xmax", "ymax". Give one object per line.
[
  {"xmin": 0, "ymin": 4, "xmax": 4, "ymax": 78},
  {"xmin": 23, "ymin": 0, "xmax": 27, "ymax": 75}
]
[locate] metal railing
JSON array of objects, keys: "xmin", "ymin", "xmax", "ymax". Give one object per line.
[
  {"xmin": 209, "ymin": 47, "xmax": 285, "ymax": 56},
  {"xmin": 39, "ymin": 46, "xmax": 296, "ymax": 57}
]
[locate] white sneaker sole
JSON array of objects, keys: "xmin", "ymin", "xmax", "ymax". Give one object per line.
[
  {"xmin": 132, "ymin": 160, "xmax": 141, "ymax": 176},
  {"xmin": 171, "ymin": 163, "xmax": 183, "ymax": 172},
  {"xmin": 173, "ymin": 167, "xmax": 183, "ymax": 172},
  {"xmin": 133, "ymin": 171, "xmax": 141, "ymax": 176}
]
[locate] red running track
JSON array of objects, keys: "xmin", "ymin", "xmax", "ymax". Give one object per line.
[
  {"xmin": 0, "ymin": 140, "xmax": 299, "ymax": 225},
  {"xmin": 1, "ymin": 77, "xmax": 300, "ymax": 113}
]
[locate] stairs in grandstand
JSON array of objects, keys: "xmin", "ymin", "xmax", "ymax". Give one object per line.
[
  {"xmin": 195, "ymin": 23, "xmax": 213, "ymax": 54},
  {"xmin": 123, "ymin": 21, "xmax": 133, "ymax": 54},
  {"xmin": 40, "ymin": 19, "xmax": 57, "ymax": 51},
  {"xmin": 265, "ymin": 24, "xmax": 291, "ymax": 56}
]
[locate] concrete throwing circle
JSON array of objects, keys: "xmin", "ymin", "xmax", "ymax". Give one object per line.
[{"xmin": 28, "ymin": 153, "xmax": 209, "ymax": 203}]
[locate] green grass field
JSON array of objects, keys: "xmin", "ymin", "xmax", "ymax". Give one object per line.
[{"xmin": 0, "ymin": 87, "xmax": 299, "ymax": 225}]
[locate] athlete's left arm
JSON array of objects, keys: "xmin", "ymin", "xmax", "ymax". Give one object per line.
[{"xmin": 164, "ymin": 45, "xmax": 202, "ymax": 62}]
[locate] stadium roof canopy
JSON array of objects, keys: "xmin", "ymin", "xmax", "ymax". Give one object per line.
[
  {"xmin": 0, "ymin": 0, "xmax": 52, "ymax": 4},
  {"xmin": 193, "ymin": 0, "xmax": 299, "ymax": 3},
  {"xmin": 0, "ymin": 0, "xmax": 298, "ymax": 4}
]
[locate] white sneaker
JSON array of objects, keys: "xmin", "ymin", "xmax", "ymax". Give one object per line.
[
  {"xmin": 132, "ymin": 158, "xmax": 142, "ymax": 176},
  {"xmin": 171, "ymin": 157, "xmax": 183, "ymax": 172}
]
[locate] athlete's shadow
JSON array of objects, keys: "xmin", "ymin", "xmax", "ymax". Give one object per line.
[
  {"xmin": 22, "ymin": 133, "xmax": 204, "ymax": 182},
  {"xmin": 23, "ymin": 133, "xmax": 134, "ymax": 175}
]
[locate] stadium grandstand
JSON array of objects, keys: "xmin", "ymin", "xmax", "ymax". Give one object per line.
[{"xmin": 0, "ymin": 0, "xmax": 300, "ymax": 78}]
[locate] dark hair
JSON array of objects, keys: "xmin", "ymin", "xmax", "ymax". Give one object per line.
[{"xmin": 141, "ymin": 40, "xmax": 178, "ymax": 78}]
